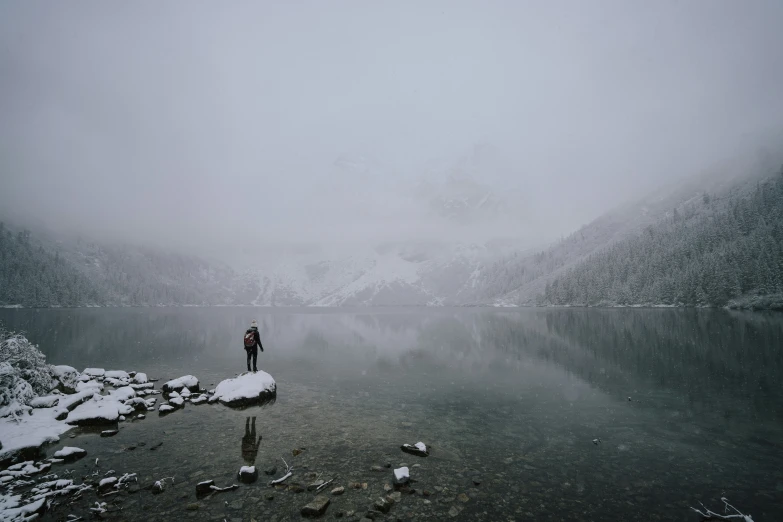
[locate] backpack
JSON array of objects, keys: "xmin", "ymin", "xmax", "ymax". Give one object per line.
[{"xmin": 244, "ymin": 330, "xmax": 256, "ymax": 348}]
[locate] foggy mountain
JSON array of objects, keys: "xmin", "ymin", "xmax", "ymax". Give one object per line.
[{"xmin": 3, "ymin": 146, "xmax": 781, "ymax": 308}]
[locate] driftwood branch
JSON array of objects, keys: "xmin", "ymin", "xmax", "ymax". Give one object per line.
[{"xmin": 690, "ymin": 497, "xmax": 754, "ymax": 521}]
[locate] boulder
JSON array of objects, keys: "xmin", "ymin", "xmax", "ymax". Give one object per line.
[
  {"xmin": 161, "ymin": 375, "xmax": 199, "ymax": 393},
  {"xmin": 195, "ymin": 479, "xmax": 214, "ymax": 497},
  {"xmin": 393, "ymin": 467, "xmax": 409, "ymax": 487},
  {"xmin": 131, "ymin": 373, "xmax": 148, "ymax": 384},
  {"xmin": 208, "ymin": 371, "xmax": 276, "ymax": 408},
  {"xmin": 51, "ymin": 365, "xmax": 80, "ymax": 394},
  {"xmin": 400, "ymin": 442, "xmax": 429, "ymax": 457},
  {"xmin": 301, "ymin": 495, "xmax": 330, "ymax": 518},
  {"xmin": 82, "ymin": 368, "xmax": 105, "ymax": 379},
  {"xmin": 66, "ymin": 398, "xmax": 120, "ymax": 426},
  {"xmin": 52, "ymin": 446, "xmax": 86, "ymax": 463},
  {"xmin": 238, "ymin": 466, "xmax": 258, "ymax": 484}
]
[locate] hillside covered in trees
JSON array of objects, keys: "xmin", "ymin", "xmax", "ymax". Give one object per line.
[
  {"xmin": 541, "ymin": 170, "xmax": 783, "ymax": 309},
  {"xmin": 0, "ymin": 223, "xmax": 248, "ymax": 307}
]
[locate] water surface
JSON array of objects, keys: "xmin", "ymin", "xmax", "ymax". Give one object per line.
[{"xmin": 1, "ymin": 307, "xmax": 782, "ymax": 521}]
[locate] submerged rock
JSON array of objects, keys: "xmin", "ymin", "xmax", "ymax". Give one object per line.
[
  {"xmin": 208, "ymin": 371, "xmax": 276, "ymax": 408},
  {"xmin": 301, "ymin": 495, "xmax": 330, "ymax": 518},
  {"xmin": 158, "ymin": 404, "xmax": 176, "ymax": 415},
  {"xmin": 101, "ymin": 429, "xmax": 119, "ymax": 437}
]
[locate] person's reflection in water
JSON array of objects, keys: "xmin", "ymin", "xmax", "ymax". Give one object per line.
[{"xmin": 241, "ymin": 416, "xmax": 262, "ymax": 465}]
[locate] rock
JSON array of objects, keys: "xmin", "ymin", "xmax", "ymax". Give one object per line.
[
  {"xmin": 52, "ymin": 365, "xmax": 80, "ymax": 394},
  {"xmin": 592, "ymin": 438, "xmax": 601, "ymax": 445},
  {"xmin": 238, "ymin": 466, "xmax": 258, "ymax": 484},
  {"xmin": 152, "ymin": 480, "xmax": 165, "ymax": 494},
  {"xmin": 383, "ymin": 483, "xmax": 392, "ymax": 492},
  {"xmin": 374, "ymin": 498, "xmax": 393, "ymax": 514},
  {"xmin": 264, "ymin": 466, "xmax": 277, "ymax": 476},
  {"xmin": 472, "ymin": 477, "xmax": 481, "ymax": 486},
  {"xmin": 66, "ymin": 398, "xmax": 121, "ymax": 426},
  {"xmin": 288, "ymin": 483, "xmax": 305, "ymax": 493},
  {"xmin": 185, "ymin": 503, "xmax": 199, "ymax": 511},
  {"xmin": 400, "ymin": 442, "xmax": 429, "ymax": 457},
  {"xmin": 101, "ymin": 429, "xmax": 119, "ymax": 437},
  {"xmin": 98, "ymin": 477, "xmax": 117, "ymax": 493},
  {"xmin": 132, "ymin": 373, "xmax": 149, "ymax": 385},
  {"xmin": 137, "ymin": 414, "xmax": 146, "ymax": 420},
  {"xmin": 52, "ymin": 446, "xmax": 87, "ymax": 463},
  {"xmin": 208, "ymin": 371, "xmax": 276, "ymax": 408},
  {"xmin": 229, "ymin": 499, "xmax": 243, "ymax": 509},
  {"xmin": 82, "ymin": 368, "xmax": 106, "ymax": 379},
  {"xmin": 370, "ymin": 465, "xmax": 384, "ymax": 472},
  {"xmin": 301, "ymin": 495, "xmax": 330, "ymax": 518},
  {"xmin": 161, "ymin": 375, "xmax": 199, "ymax": 393},
  {"xmin": 307, "ymin": 479, "xmax": 325, "ymax": 491},
  {"xmin": 364, "ymin": 510, "xmax": 383, "ymax": 520},
  {"xmin": 393, "ymin": 467, "xmax": 409, "ymax": 487},
  {"xmin": 195, "ymin": 480, "xmax": 214, "ymax": 497},
  {"xmin": 30, "ymin": 395, "xmax": 60, "ymax": 408},
  {"xmin": 350, "ymin": 482, "xmax": 363, "ymax": 489},
  {"xmin": 158, "ymin": 404, "xmax": 175, "ymax": 415},
  {"xmin": 331, "ymin": 486, "xmax": 345, "ymax": 495},
  {"xmin": 292, "ymin": 448, "xmax": 305, "ymax": 457},
  {"xmin": 389, "ymin": 491, "xmax": 402, "ymax": 502},
  {"xmin": 265, "ymin": 493, "xmax": 275, "ymax": 501},
  {"xmin": 128, "ymin": 484, "xmax": 141, "ymax": 494},
  {"xmin": 448, "ymin": 506, "xmax": 460, "ymax": 517},
  {"xmin": 457, "ymin": 493, "xmax": 469, "ymax": 502},
  {"xmin": 54, "ymin": 409, "xmax": 69, "ymax": 421}
]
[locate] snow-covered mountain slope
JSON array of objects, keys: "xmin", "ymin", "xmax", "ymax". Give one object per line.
[
  {"xmin": 231, "ymin": 241, "xmax": 510, "ymax": 307},
  {"xmin": 469, "ymin": 150, "xmax": 783, "ymax": 306}
]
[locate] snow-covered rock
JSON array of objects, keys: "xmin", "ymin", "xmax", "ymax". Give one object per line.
[
  {"xmin": 158, "ymin": 404, "xmax": 175, "ymax": 415},
  {"xmin": 162, "ymin": 375, "xmax": 199, "ymax": 393},
  {"xmin": 179, "ymin": 388, "xmax": 191, "ymax": 398},
  {"xmin": 52, "ymin": 446, "xmax": 87, "ymax": 462},
  {"xmin": 238, "ymin": 465, "xmax": 258, "ymax": 483},
  {"xmin": 393, "ymin": 466, "xmax": 410, "ymax": 486},
  {"xmin": 29, "ymin": 395, "xmax": 59, "ymax": 409},
  {"xmin": 401, "ymin": 441, "xmax": 429, "ymax": 457},
  {"xmin": 109, "ymin": 386, "xmax": 136, "ymax": 402},
  {"xmin": 51, "ymin": 365, "xmax": 80, "ymax": 393},
  {"xmin": 66, "ymin": 397, "xmax": 121, "ymax": 426},
  {"xmin": 104, "ymin": 370, "xmax": 129, "ymax": 380},
  {"xmin": 131, "ymin": 372, "xmax": 148, "ymax": 384},
  {"xmin": 168, "ymin": 396, "xmax": 184, "ymax": 407},
  {"xmin": 208, "ymin": 371, "xmax": 276, "ymax": 408},
  {"xmin": 82, "ymin": 368, "xmax": 105, "ymax": 378},
  {"xmin": 76, "ymin": 380, "xmax": 104, "ymax": 393},
  {"xmin": 190, "ymin": 395, "xmax": 208, "ymax": 405}
]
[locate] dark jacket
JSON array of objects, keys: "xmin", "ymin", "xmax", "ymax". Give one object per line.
[{"xmin": 244, "ymin": 327, "xmax": 264, "ymax": 351}]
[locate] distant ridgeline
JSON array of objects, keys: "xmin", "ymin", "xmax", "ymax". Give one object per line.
[
  {"xmin": 541, "ymin": 168, "xmax": 783, "ymax": 309},
  {"xmin": 0, "ymin": 223, "xmax": 241, "ymax": 307}
]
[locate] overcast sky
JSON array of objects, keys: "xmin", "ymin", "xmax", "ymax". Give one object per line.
[{"xmin": 1, "ymin": 1, "xmax": 783, "ymax": 257}]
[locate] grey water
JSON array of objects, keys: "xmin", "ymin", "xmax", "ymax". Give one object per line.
[{"xmin": 2, "ymin": 307, "xmax": 782, "ymax": 521}]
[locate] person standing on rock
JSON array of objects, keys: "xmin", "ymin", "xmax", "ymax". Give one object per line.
[{"xmin": 243, "ymin": 320, "xmax": 264, "ymax": 373}]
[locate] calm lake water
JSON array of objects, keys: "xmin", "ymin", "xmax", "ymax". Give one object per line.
[{"xmin": 2, "ymin": 307, "xmax": 782, "ymax": 521}]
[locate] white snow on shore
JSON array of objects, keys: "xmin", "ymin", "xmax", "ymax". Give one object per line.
[{"xmin": 0, "ymin": 408, "xmax": 74, "ymax": 459}]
